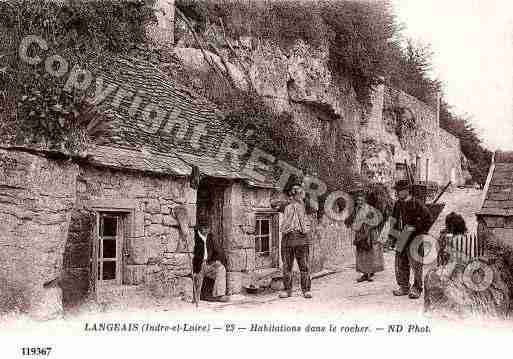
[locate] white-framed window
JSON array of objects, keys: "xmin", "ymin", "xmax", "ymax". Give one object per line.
[
  {"xmin": 396, "ymin": 163, "xmax": 408, "ymax": 181},
  {"xmin": 255, "ymin": 215, "xmax": 272, "ymax": 256}
]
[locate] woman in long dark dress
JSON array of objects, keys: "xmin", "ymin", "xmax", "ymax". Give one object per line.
[{"xmin": 347, "ymin": 190, "xmax": 386, "ymax": 282}]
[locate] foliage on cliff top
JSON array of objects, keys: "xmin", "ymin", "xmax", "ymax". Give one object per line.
[
  {"xmin": 177, "ymin": 0, "xmax": 490, "ymax": 185},
  {"xmin": 0, "ymin": 0, "xmax": 157, "ymax": 154},
  {"xmin": 175, "ymin": 0, "xmax": 440, "ymax": 106}
]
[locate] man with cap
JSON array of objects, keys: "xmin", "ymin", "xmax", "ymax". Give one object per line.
[
  {"xmin": 390, "ymin": 179, "xmax": 432, "ymax": 299},
  {"xmin": 192, "ymin": 223, "xmax": 230, "ymax": 302},
  {"xmin": 274, "ymin": 182, "xmax": 313, "ymax": 299}
]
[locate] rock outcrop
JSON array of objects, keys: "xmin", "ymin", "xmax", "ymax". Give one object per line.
[
  {"xmin": 173, "ymin": 39, "xmax": 362, "ymax": 172},
  {"xmin": 424, "ymin": 261, "xmax": 511, "ymax": 319},
  {"xmin": 0, "ymin": 149, "xmax": 78, "ymax": 319},
  {"xmin": 424, "ymin": 226, "xmax": 513, "ymax": 319}
]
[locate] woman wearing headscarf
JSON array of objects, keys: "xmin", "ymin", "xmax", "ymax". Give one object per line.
[{"xmin": 345, "ymin": 188, "xmax": 387, "ymax": 282}]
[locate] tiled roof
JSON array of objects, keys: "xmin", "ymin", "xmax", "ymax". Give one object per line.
[
  {"xmin": 87, "ymin": 55, "xmax": 274, "ymax": 187},
  {"xmin": 87, "ymin": 145, "xmax": 191, "ymax": 177},
  {"xmin": 479, "ymin": 151, "xmax": 513, "ymax": 216}
]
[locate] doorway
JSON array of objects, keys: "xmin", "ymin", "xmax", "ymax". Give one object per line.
[{"xmin": 196, "ymin": 178, "xmax": 230, "ymax": 264}]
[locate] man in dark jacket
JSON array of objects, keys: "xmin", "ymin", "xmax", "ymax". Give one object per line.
[
  {"xmin": 390, "ymin": 180, "xmax": 432, "ymax": 299},
  {"xmin": 192, "ymin": 224, "xmax": 229, "ymax": 302}
]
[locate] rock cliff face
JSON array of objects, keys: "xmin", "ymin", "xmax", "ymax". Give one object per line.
[
  {"xmin": 0, "ymin": 149, "xmax": 78, "ymax": 319},
  {"xmin": 361, "ymin": 85, "xmax": 465, "ymax": 189},
  {"xmin": 173, "ymin": 40, "xmax": 360, "ymax": 272},
  {"xmin": 172, "ymin": 39, "xmax": 465, "ymax": 191},
  {"xmin": 172, "ymin": 40, "xmax": 362, "ymax": 174}
]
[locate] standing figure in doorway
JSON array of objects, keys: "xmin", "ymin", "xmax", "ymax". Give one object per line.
[{"xmin": 192, "ymin": 223, "xmax": 230, "ymax": 302}]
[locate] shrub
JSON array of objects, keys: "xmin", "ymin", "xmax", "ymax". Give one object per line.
[
  {"xmin": 176, "ymin": 0, "xmax": 401, "ymax": 105},
  {"xmin": 0, "ymin": 0, "xmax": 157, "ymax": 153}
]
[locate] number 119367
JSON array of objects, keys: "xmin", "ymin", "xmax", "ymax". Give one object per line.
[{"xmin": 21, "ymin": 347, "xmax": 52, "ymax": 356}]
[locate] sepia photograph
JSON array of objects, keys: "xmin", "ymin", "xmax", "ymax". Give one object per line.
[{"xmin": 0, "ymin": 0, "xmax": 512, "ymax": 357}]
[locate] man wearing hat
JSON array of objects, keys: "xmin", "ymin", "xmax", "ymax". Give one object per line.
[
  {"xmin": 276, "ymin": 182, "xmax": 313, "ymax": 299},
  {"xmin": 390, "ymin": 179, "xmax": 432, "ymax": 299},
  {"xmin": 192, "ymin": 223, "xmax": 230, "ymax": 302}
]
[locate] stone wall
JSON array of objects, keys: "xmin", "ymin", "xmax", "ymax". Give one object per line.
[
  {"xmin": 479, "ymin": 215, "xmax": 513, "ymax": 248},
  {"xmin": 63, "ymin": 164, "xmax": 196, "ymax": 307},
  {"xmin": 223, "ymin": 184, "xmax": 292, "ymax": 294},
  {"xmin": 361, "ymin": 83, "xmax": 465, "ymax": 189},
  {"xmin": 0, "ymin": 149, "xmax": 78, "ymax": 319},
  {"xmin": 223, "ymin": 184, "xmax": 260, "ymax": 294},
  {"xmin": 316, "ymin": 217, "xmax": 355, "ymax": 270},
  {"xmin": 434, "ymin": 128, "xmax": 466, "ymax": 185}
]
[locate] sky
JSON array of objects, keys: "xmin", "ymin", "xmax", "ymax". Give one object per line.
[{"xmin": 391, "ymin": 0, "xmax": 513, "ymax": 151}]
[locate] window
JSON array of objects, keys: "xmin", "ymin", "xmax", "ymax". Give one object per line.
[
  {"xmin": 97, "ymin": 214, "xmax": 123, "ymax": 283},
  {"xmin": 396, "ymin": 163, "xmax": 408, "ymax": 181},
  {"xmin": 255, "ymin": 215, "xmax": 272, "ymax": 256}
]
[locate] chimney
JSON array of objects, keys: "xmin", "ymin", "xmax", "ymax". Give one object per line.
[{"xmin": 148, "ymin": 0, "xmax": 175, "ymax": 47}]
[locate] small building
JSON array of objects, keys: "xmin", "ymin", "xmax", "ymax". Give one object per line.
[
  {"xmin": 53, "ymin": 55, "xmax": 339, "ymax": 308},
  {"xmin": 476, "ymin": 151, "xmax": 513, "ymax": 248},
  {"xmin": 1, "ymin": 53, "xmax": 352, "ymax": 317},
  {"xmin": 61, "ymin": 55, "xmax": 283, "ymax": 306}
]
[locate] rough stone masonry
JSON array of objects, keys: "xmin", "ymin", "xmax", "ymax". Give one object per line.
[{"xmin": 0, "ymin": 148, "xmax": 78, "ymax": 319}]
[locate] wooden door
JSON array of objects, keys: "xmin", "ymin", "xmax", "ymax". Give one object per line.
[{"xmin": 209, "ymin": 185, "xmax": 225, "ymax": 264}]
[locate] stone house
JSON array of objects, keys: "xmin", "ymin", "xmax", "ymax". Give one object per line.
[
  {"xmin": 477, "ymin": 151, "xmax": 513, "ymax": 247},
  {"xmin": 1, "ymin": 52, "xmax": 343, "ymax": 317},
  {"xmin": 62, "ymin": 55, "xmax": 297, "ymax": 307}
]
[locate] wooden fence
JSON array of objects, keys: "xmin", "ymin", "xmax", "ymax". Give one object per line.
[{"xmin": 437, "ymin": 233, "xmax": 485, "ymax": 265}]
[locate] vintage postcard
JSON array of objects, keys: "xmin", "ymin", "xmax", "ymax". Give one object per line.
[{"xmin": 0, "ymin": 0, "xmax": 512, "ymax": 357}]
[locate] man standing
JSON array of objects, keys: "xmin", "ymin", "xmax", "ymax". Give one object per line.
[
  {"xmin": 277, "ymin": 183, "xmax": 312, "ymax": 299},
  {"xmin": 390, "ymin": 180, "xmax": 432, "ymax": 299},
  {"xmin": 192, "ymin": 224, "xmax": 229, "ymax": 302}
]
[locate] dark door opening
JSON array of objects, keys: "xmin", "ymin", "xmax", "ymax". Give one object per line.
[{"xmin": 196, "ymin": 178, "xmax": 230, "ymax": 265}]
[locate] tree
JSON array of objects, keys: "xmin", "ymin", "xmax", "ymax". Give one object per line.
[{"xmin": 387, "ymin": 39, "xmax": 441, "ymax": 105}]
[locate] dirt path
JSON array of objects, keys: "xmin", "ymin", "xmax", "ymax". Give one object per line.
[
  {"xmin": 53, "ymin": 188, "xmax": 484, "ymax": 321},
  {"xmin": 196, "ymin": 187, "xmax": 485, "ymax": 316}
]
